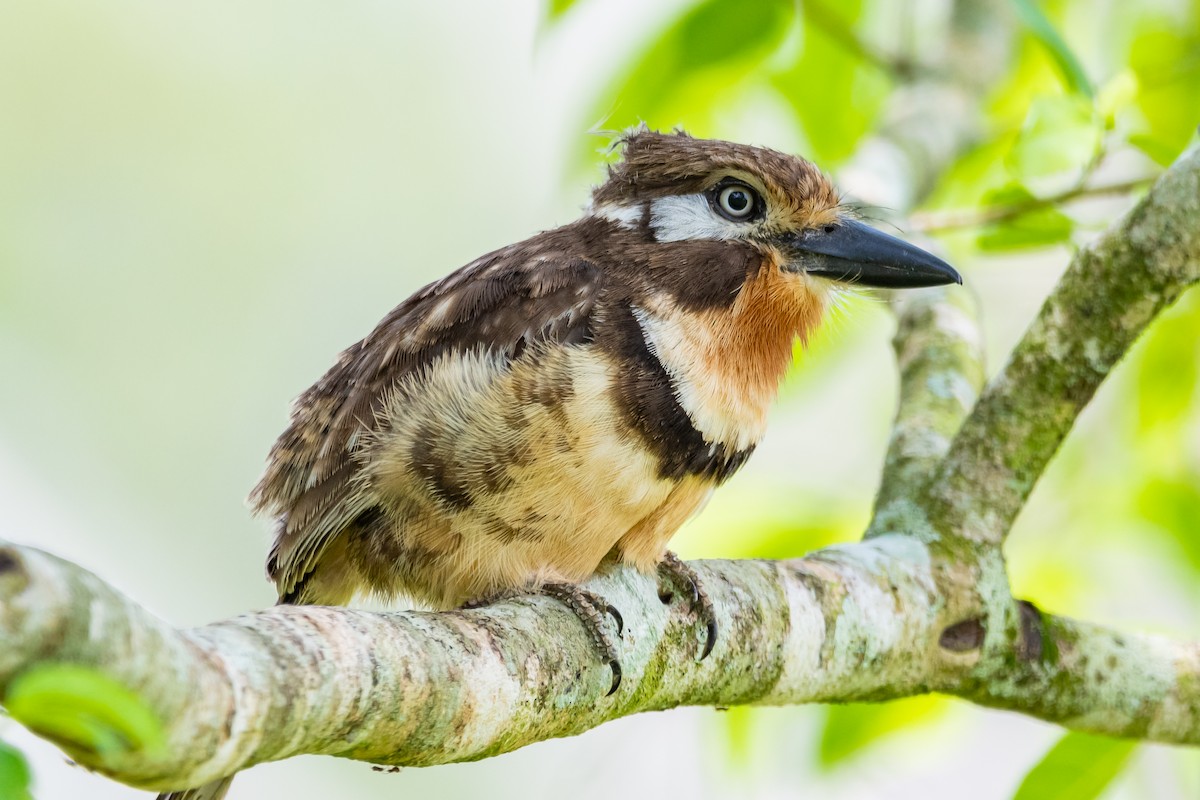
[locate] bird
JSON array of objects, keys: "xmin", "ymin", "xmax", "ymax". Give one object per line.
[{"xmin": 158, "ymin": 128, "xmax": 959, "ymax": 800}]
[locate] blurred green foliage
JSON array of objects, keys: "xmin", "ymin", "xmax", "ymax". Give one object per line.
[
  {"xmin": 2, "ymin": 664, "xmax": 165, "ymax": 770},
  {"xmin": 1012, "ymin": 732, "xmax": 1137, "ymax": 800},
  {"xmin": 974, "ymin": 185, "xmax": 1075, "ymax": 251},
  {"xmin": 818, "ymin": 696, "xmax": 948, "ymax": 768},
  {"xmin": 589, "ymin": 0, "xmax": 795, "ymax": 141},
  {"xmin": 1009, "ymin": 0, "xmax": 1094, "ymax": 97},
  {"xmin": 772, "ymin": 0, "xmax": 890, "ymax": 165},
  {"xmin": 546, "ymin": 0, "xmax": 581, "ymax": 21},
  {"xmin": 548, "ymin": 0, "xmax": 1200, "ymax": 795},
  {"xmin": 1129, "ymin": 21, "xmax": 1200, "ymax": 162},
  {"xmin": 0, "ymin": 739, "xmax": 32, "ymax": 800}
]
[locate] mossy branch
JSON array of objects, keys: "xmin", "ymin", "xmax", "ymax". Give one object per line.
[
  {"xmin": 867, "ymin": 284, "xmax": 985, "ymax": 538},
  {"xmin": 0, "ymin": 537, "xmax": 939, "ymax": 790},
  {"xmin": 960, "ymin": 608, "xmax": 1200, "ymax": 743},
  {"xmin": 923, "ymin": 145, "xmax": 1200, "ymax": 545},
  {"xmin": 2, "ymin": 531, "xmax": 1197, "ymax": 794}
]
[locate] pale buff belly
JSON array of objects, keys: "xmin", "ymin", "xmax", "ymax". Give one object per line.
[{"xmin": 363, "ymin": 346, "xmax": 712, "ymax": 608}]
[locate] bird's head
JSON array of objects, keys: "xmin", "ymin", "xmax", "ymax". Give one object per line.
[
  {"xmin": 581, "ymin": 130, "xmax": 963, "ymax": 452},
  {"xmin": 589, "ymin": 128, "xmax": 961, "ymax": 293}
]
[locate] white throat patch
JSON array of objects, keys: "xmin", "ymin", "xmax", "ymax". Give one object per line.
[{"xmin": 631, "ymin": 304, "xmax": 769, "ymax": 452}]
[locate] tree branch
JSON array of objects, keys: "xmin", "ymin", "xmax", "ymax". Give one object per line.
[
  {"xmin": 0, "ymin": 537, "xmax": 945, "ymax": 790},
  {"xmin": 3, "ymin": 534, "xmax": 1197, "ymax": 794},
  {"xmin": 839, "ymin": 0, "xmax": 999, "ymax": 544},
  {"xmin": 908, "ymin": 177, "xmax": 1157, "ymax": 233},
  {"xmin": 923, "ymin": 145, "xmax": 1200, "ymax": 545},
  {"xmin": 866, "ymin": 285, "xmax": 985, "ymax": 538},
  {"xmin": 959, "ymin": 607, "xmax": 1200, "ymax": 743}
]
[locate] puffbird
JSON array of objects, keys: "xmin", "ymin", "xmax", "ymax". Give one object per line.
[{"xmin": 159, "ymin": 129, "xmax": 960, "ymax": 800}]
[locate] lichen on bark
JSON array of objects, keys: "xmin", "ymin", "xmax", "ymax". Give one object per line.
[{"xmin": 924, "ymin": 145, "xmax": 1200, "ymax": 546}]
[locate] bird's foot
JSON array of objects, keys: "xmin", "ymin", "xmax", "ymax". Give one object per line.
[
  {"xmin": 540, "ymin": 583, "xmax": 624, "ymax": 695},
  {"xmin": 461, "ymin": 587, "xmax": 525, "ymax": 609},
  {"xmin": 461, "ymin": 584, "xmax": 624, "ymax": 695},
  {"xmin": 656, "ymin": 551, "xmax": 717, "ymax": 660}
]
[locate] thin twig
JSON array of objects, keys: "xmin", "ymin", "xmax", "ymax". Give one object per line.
[{"xmin": 910, "ymin": 177, "xmax": 1155, "ymax": 233}]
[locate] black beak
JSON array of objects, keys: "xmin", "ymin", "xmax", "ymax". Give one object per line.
[{"xmin": 782, "ymin": 219, "xmax": 961, "ymax": 288}]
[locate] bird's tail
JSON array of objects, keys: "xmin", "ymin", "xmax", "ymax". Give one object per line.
[{"xmin": 156, "ymin": 776, "xmax": 235, "ymax": 800}]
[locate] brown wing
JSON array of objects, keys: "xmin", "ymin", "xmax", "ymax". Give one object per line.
[{"xmin": 251, "ymin": 243, "xmax": 603, "ymax": 598}]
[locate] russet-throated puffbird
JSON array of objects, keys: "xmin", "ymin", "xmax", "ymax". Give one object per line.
[
  {"xmin": 159, "ymin": 128, "xmax": 960, "ymax": 800},
  {"xmin": 255, "ymin": 128, "xmax": 959, "ymax": 689}
]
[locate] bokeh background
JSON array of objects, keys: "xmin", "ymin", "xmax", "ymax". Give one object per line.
[{"xmin": 1, "ymin": 0, "xmax": 1198, "ymax": 797}]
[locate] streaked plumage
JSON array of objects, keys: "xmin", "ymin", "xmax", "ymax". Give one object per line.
[
  {"xmin": 249, "ymin": 129, "xmax": 959, "ymax": 611},
  {"xmin": 159, "ymin": 128, "xmax": 960, "ymax": 800}
]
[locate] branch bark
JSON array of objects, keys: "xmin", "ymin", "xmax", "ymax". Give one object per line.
[
  {"xmin": 2, "ymin": 529, "xmax": 1197, "ymax": 794},
  {"xmin": 923, "ymin": 145, "xmax": 1200, "ymax": 546},
  {"xmin": 866, "ymin": 284, "xmax": 985, "ymax": 538}
]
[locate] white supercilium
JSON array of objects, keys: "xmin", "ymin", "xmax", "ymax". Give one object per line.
[{"xmin": 648, "ymin": 194, "xmax": 745, "ymax": 242}]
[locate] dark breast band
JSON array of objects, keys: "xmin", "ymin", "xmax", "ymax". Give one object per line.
[{"xmin": 605, "ymin": 305, "xmax": 756, "ymax": 484}]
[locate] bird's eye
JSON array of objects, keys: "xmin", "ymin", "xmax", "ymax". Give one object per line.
[{"xmin": 714, "ymin": 184, "xmax": 758, "ymax": 221}]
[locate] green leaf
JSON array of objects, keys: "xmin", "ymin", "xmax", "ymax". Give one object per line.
[
  {"xmin": 1133, "ymin": 287, "xmax": 1200, "ymax": 432},
  {"xmin": 673, "ymin": 0, "xmax": 791, "ymax": 70},
  {"xmin": 773, "ymin": 0, "xmax": 889, "ymax": 165},
  {"xmin": 981, "ymin": 183, "xmax": 1040, "ymax": 207},
  {"xmin": 1007, "ymin": 95, "xmax": 1102, "ymax": 183},
  {"xmin": 923, "ymin": 134, "xmax": 1020, "ymax": 215},
  {"xmin": 595, "ymin": 0, "xmax": 792, "ymax": 121},
  {"xmin": 3, "ymin": 664, "xmax": 165, "ymax": 766},
  {"xmin": 1095, "ymin": 71, "xmax": 1138, "ymax": 129},
  {"xmin": 818, "ymin": 696, "xmax": 947, "ymax": 767},
  {"xmin": 1129, "ymin": 291, "xmax": 1200, "ymax": 572},
  {"xmin": 1129, "ymin": 24, "xmax": 1200, "ymax": 161},
  {"xmin": 976, "ymin": 201, "xmax": 1074, "ymax": 252},
  {"xmin": 1009, "ymin": 0, "xmax": 1094, "ymax": 98},
  {"xmin": 585, "ymin": 0, "xmax": 793, "ymax": 138},
  {"xmin": 0, "ymin": 741, "xmax": 33, "ymax": 800},
  {"xmin": 1128, "ymin": 134, "xmax": 1184, "ymax": 167},
  {"xmin": 1137, "ymin": 476, "xmax": 1200, "ymax": 571},
  {"xmin": 1012, "ymin": 732, "xmax": 1137, "ymax": 800}
]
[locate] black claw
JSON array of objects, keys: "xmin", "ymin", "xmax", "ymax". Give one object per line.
[
  {"xmin": 606, "ymin": 660, "xmax": 622, "ymax": 696},
  {"xmin": 539, "ymin": 583, "xmax": 624, "ymax": 696},
  {"xmin": 466, "ymin": 584, "xmax": 625, "ymax": 696},
  {"xmin": 659, "ymin": 551, "xmax": 718, "ymax": 661},
  {"xmin": 701, "ymin": 618, "xmax": 717, "ymax": 660},
  {"xmin": 658, "ymin": 553, "xmax": 699, "ymax": 604},
  {"xmin": 605, "ymin": 604, "xmax": 624, "ymax": 637}
]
